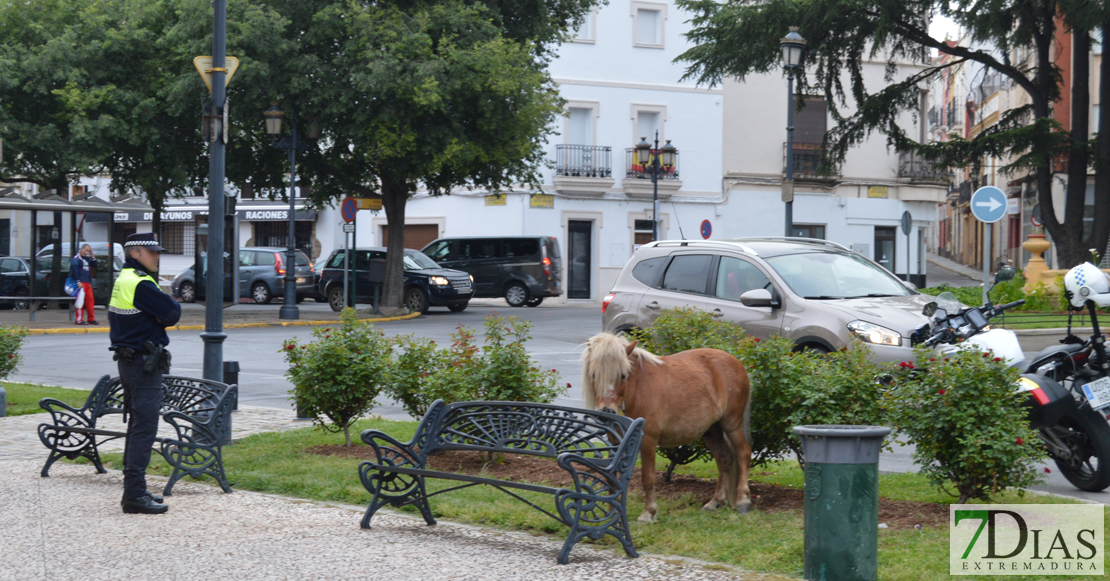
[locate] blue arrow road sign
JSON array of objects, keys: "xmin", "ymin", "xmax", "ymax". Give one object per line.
[{"xmin": 971, "ymin": 186, "xmax": 1007, "ymax": 223}]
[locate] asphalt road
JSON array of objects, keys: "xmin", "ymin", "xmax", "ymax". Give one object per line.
[{"xmin": 13, "ymin": 301, "xmax": 601, "ymax": 419}]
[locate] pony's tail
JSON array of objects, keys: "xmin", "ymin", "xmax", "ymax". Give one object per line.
[{"xmin": 742, "ymin": 383, "xmax": 752, "ymax": 447}]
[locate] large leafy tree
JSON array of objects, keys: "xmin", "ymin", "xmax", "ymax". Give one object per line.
[
  {"xmin": 253, "ymin": 0, "xmax": 574, "ymax": 311},
  {"xmin": 676, "ymin": 0, "xmax": 1108, "ymax": 268}
]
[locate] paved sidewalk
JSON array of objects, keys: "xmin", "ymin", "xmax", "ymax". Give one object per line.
[
  {"xmin": 0, "ymin": 460, "xmax": 754, "ymax": 581},
  {"xmin": 925, "ymin": 253, "xmax": 982, "ymax": 287},
  {"xmin": 0, "ymin": 405, "xmax": 308, "ymax": 462}
]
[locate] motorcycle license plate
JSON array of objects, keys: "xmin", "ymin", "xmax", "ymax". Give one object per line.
[{"xmin": 1080, "ymin": 376, "xmax": 1110, "ymax": 411}]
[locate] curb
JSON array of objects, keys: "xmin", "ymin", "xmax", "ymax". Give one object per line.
[
  {"xmin": 23, "ymin": 311, "xmax": 421, "ymax": 335},
  {"xmin": 1012, "ymin": 327, "xmax": 1094, "ymax": 337}
]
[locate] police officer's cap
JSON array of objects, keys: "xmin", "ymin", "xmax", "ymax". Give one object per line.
[{"xmin": 124, "ymin": 232, "xmax": 166, "ymax": 253}]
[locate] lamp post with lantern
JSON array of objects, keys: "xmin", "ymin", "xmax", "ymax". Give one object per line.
[
  {"xmin": 635, "ymin": 132, "xmax": 677, "ymax": 242},
  {"xmin": 263, "ymin": 103, "xmax": 319, "ymax": 320},
  {"xmin": 780, "ymin": 27, "xmax": 806, "ymax": 237}
]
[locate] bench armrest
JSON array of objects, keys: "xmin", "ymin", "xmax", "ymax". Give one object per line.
[
  {"xmin": 39, "ymin": 398, "xmax": 92, "ymax": 421},
  {"xmin": 162, "ymin": 410, "xmax": 221, "ymax": 447},
  {"xmin": 360, "ymin": 430, "xmax": 427, "ymax": 469},
  {"xmin": 557, "ymin": 416, "xmax": 644, "ymax": 496}
]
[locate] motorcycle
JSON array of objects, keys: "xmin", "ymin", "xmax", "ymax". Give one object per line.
[{"xmin": 910, "ymin": 266, "xmax": 1110, "ymax": 492}]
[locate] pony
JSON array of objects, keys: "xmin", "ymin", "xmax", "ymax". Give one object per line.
[{"xmin": 581, "ymin": 332, "xmax": 752, "ymax": 522}]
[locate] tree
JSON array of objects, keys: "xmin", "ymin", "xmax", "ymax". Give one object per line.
[
  {"xmin": 266, "ymin": 0, "xmax": 569, "ymax": 311},
  {"xmin": 675, "ymin": 0, "xmax": 1108, "ymax": 268}
]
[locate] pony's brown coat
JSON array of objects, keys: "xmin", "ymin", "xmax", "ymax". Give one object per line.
[{"xmin": 581, "ymin": 333, "xmax": 752, "ymax": 522}]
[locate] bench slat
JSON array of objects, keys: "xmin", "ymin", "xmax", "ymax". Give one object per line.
[{"xmin": 371, "ymin": 463, "xmax": 561, "ymax": 496}]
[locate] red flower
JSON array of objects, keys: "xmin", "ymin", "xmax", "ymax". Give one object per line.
[
  {"xmin": 983, "ymin": 353, "xmax": 990, "ymax": 358},
  {"xmin": 325, "ymin": 335, "xmax": 330, "ymax": 339},
  {"xmin": 930, "ymin": 358, "xmax": 935, "ymax": 362},
  {"xmin": 7, "ymin": 354, "xmax": 12, "ymax": 359},
  {"xmin": 325, "ymin": 328, "xmax": 331, "ymax": 332},
  {"xmin": 994, "ymin": 357, "xmax": 1002, "ymax": 362},
  {"xmin": 944, "ymin": 358, "xmax": 949, "ymax": 362},
  {"xmin": 938, "ymin": 389, "xmax": 946, "ymax": 395},
  {"xmin": 1016, "ymin": 438, "xmax": 1023, "ymax": 445},
  {"xmin": 355, "ymin": 351, "xmax": 360, "ymax": 355},
  {"xmin": 899, "ymin": 361, "xmax": 908, "ymax": 368},
  {"xmin": 1045, "ymin": 467, "xmax": 1051, "ymax": 473},
  {"xmin": 285, "ymin": 344, "xmax": 295, "ymax": 350},
  {"xmin": 753, "ymin": 338, "xmax": 761, "ymax": 342},
  {"xmin": 551, "ymin": 369, "xmax": 557, "ymax": 373},
  {"xmin": 566, "ymin": 383, "xmax": 572, "ymax": 388},
  {"xmin": 908, "ymin": 362, "xmax": 915, "ymax": 369}
]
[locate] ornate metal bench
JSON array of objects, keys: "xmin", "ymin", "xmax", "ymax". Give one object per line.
[
  {"xmin": 358, "ymin": 400, "xmax": 646, "ymax": 564},
  {"xmin": 37, "ymin": 374, "xmax": 237, "ymax": 495}
]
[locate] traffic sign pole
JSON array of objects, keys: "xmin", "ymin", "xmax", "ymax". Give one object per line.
[{"xmin": 970, "ymin": 186, "xmax": 1007, "ymax": 306}]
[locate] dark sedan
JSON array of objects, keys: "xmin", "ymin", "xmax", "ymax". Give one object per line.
[{"xmin": 318, "ymin": 248, "xmax": 473, "ymax": 313}]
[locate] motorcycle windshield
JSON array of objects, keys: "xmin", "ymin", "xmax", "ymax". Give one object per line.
[{"xmin": 935, "ymin": 291, "xmax": 960, "ymax": 318}]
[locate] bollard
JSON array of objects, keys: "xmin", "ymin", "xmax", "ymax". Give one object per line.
[
  {"xmin": 221, "ymin": 361, "xmax": 240, "ymax": 445},
  {"xmin": 223, "ymin": 361, "xmax": 240, "ymax": 411},
  {"xmin": 792, "ymin": 425, "xmax": 891, "ymax": 581},
  {"xmin": 0, "ymin": 385, "xmax": 6, "ymax": 417}
]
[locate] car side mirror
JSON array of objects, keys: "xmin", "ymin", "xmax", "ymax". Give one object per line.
[
  {"xmin": 901, "ymin": 279, "xmax": 918, "ymax": 291},
  {"xmin": 740, "ymin": 288, "xmax": 774, "ymax": 308},
  {"xmin": 994, "ymin": 265, "xmax": 1016, "ymax": 283}
]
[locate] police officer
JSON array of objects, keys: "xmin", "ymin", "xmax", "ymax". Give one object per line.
[{"xmin": 109, "ymin": 233, "xmax": 181, "ymax": 514}]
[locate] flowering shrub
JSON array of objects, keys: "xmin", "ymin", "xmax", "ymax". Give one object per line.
[
  {"xmin": 283, "ymin": 308, "xmax": 392, "ymax": 445},
  {"xmin": 384, "ymin": 313, "xmax": 566, "ymax": 418},
  {"xmin": 885, "ymin": 346, "xmax": 1045, "ymax": 503},
  {"xmin": 0, "ymin": 326, "xmax": 28, "ymax": 381}
]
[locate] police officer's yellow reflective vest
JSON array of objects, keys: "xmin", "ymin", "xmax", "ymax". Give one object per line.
[{"xmin": 109, "ymin": 268, "xmax": 158, "ymax": 315}]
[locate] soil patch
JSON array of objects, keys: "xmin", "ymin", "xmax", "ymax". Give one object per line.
[{"xmin": 308, "ymin": 445, "xmax": 948, "ymax": 529}]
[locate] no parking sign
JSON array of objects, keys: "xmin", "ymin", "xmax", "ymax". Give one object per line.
[{"xmin": 700, "ymin": 220, "xmax": 712, "ymax": 239}]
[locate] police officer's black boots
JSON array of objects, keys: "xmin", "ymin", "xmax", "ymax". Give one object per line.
[{"xmin": 121, "ymin": 493, "xmax": 168, "ymax": 514}]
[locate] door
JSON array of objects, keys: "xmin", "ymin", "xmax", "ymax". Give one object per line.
[
  {"xmin": 458, "ymin": 238, "xmax": 501, "ymax": 296},
  {"xmin": 703, "ymin": 255, "xmax": 783, "ymax": 340},
  {"xmin": 568, "ymin": 221, "xmax": 592, "ymax": 299},
  {"xmin": 874, "ymin": 227, "xmax": 897, "ymax": 275},
  {"xmin": 637, "ymin": 253, "xmax": 712, "ymax": 322},
  {"xmin": 382, "ymin": 224, "xmax": 439, "ymax": 250},
  {"xmin": 237, "ymin": 250, "xmax": 255, "ymax": 297}
]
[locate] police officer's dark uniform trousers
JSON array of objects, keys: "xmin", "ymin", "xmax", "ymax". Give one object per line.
[{"xmin": 109, "ymin": 233, "xmax": 181, "ymax": 514}]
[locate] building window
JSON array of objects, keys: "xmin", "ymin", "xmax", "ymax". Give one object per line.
[
  {"xmin": 792, "ymin": 224, "xmax": 825, "ymax": 239},
  {"xmin": 571, "ymin": 10, "xmax": 595, "ymax": 43},
  {"xmin": 159, "ymin": 222, "xmax": 193, "ymax": 255},
  {"xmin": 631, "ymin": 2, "xmax": 665, "ymax": 48},
  {"xmin": 254, "ymin": 222, "xmax": 313, "ymax": 255},
  {"xmin": 565, "ymin": 107, "xmax": 595, "ymax": 145},
  {"xmin": 631, "ymin": 104, "xmax": 666, "ymax": 144},
  {"xmin": 633, "ymin": 219, "xmax": 654, "ymax": 249}
]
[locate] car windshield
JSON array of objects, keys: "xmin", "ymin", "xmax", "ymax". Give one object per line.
[
  {"xmin": 404, "ymin": 251, "xmax": 440, "ymax": 270},
  {"xmin": 764, "ymin": 252, "xmax": 911, "ymax": 299}
]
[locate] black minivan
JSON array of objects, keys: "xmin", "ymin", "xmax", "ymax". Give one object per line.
[{"xmin": 421, "ymin": 236, "xmax": 561, "ymax": 307}]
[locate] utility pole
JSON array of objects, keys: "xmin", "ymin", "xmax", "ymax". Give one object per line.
[{"xmin": 202, "ymin": 0, "xmax": 228, "ymax": 382}]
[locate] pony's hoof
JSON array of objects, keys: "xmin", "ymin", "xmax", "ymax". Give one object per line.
[
  {"xmin": 701, "ymin": 501, "xmax": 721, "ymax": 511},
  {"xmin": 637, "ymin": 512, "xmax": 657, "ymax": 524},
  {"xmin": 736, "ymin": 502, "xmax": 753, "ymax": 514}
]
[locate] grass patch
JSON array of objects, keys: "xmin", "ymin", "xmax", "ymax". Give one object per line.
[
  {"xmin": 3, "ymin": 382, "xmax": 89, "ymax": 416},
  {"xmin": 89, "ymin": 419, "xmax": 1104, "ymax": 580}
]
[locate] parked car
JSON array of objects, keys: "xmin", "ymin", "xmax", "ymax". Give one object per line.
[
  {"xmin": 171, "ymin": 247, "xmax": 315, "ymax": 304},
  {"xmin": 318, "ymin": 247, "xmax": 473, "ymax": 314},
  {"xmin": 420, "ymin": 236, "xmax": 561, "ymax": 307},
  {"xmin": 601, "ymin": 238, "xmax": 935, "ymax": 363},
  {"xmin": 0, "ymin": 253, "xmax": 123, "ymax": 309}
]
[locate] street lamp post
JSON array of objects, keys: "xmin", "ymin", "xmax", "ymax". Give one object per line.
[
  {"xmin": 201, "ymin": 0, "xmax": 228, "ymax": 383},
  {"xmin": 635, "ymin": 132, "xmax": 677, "ymax": 242},
  {"xmin": 780, "ymin": 27, "xmax": 806, "ymax": 237},
  {"xmin": 264, "ymin": 103, "xmax": 313, "ymax": 320}
]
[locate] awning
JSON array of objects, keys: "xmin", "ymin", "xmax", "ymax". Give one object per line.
[{"xmin": 86, "ymin": 203, "xmax": 316, "ymax": 223}]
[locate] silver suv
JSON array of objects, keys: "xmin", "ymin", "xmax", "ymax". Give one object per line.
[{"xmin": 601, "ymin": 238, "xmax": 936, "ymax": 363}]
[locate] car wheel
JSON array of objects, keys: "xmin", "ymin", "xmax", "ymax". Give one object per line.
[
  {"xmin": 525, "ymin": 297, "xmax": 543, "ymax": 307},
  {"xmin": 328, "ymin": 287, "xmax": 345, "ymax": 312},
  {"xmin": 404, "ymin": 287, "xmax": 429, "ymax": 314},
  {"xmin": 797, "ymin": 344, "xmax": 830, "ymax": 355},
  {"xmin": 252, "ymin": 282, "xmax": 273, "ymax": 305},
  {"xmin": 447, "ymin": 302, "xmax": 468, "ymax": 312},
  {"xmin": 179, "ymin": 282, "xmax": 196, "ymax": 303},
  {"xmin": 504, "ymin": 282, "xmax": 529, "ymax": 307}
]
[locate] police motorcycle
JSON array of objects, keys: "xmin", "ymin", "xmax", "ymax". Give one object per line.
[{"xmin": 910, "ymin": 264, "xmax": 1110, "ymax": 492}]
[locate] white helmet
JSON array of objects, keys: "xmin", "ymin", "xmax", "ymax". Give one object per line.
[{"xmin": 1063, "ymin": 262, "xmax": 1110, "ymax": 308}]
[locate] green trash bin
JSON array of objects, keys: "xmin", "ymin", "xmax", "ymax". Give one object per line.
[{"xmin": 792, "ymin": 425, "xmax": 891, "ymax": 581}]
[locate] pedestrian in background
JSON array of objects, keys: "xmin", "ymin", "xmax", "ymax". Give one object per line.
[
  {"xmin": 109, "ymin": 233, "xmax": 180, "ymax": 514},
  {"xmin": 70, "ymin": 243, "xmax": 99, "ymax": 325}
]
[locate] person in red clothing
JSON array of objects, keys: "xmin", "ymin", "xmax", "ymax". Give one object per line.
[{"xmin": 70, "ymin": 244, "xmax": 99, "ymax": 325}]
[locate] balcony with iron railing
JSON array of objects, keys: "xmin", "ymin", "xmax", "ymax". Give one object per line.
[
  {"xmin": 555, "ymin": 144, "xmax": 612, "ymax": 178},
  {"xmin": 552, "ymin": 144, "xmax": 616, "ymax": 196},
  {"xmin": 898, "ymin": 151, "xmax": 950, "ymax": 183},
  {"xmin": 782, "ymin": 142, "xmax": 837, "ymax": 181},
  {"xmin": 621, "ymin": 148, "xmax": 682, "ymax": 199}
]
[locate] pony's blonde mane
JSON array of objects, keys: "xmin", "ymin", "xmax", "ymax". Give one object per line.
[{"xmin": 581, "ymin": 333, "xmax": 663, "ymax": 409}]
